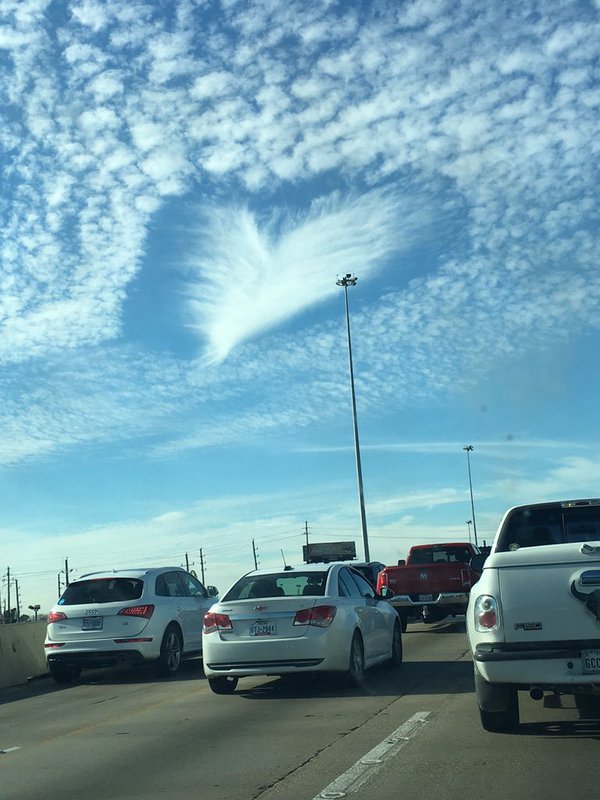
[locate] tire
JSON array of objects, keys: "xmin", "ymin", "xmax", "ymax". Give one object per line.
[
  {"xmin": 48, "ymin": 661, "xmax": 81, "ymax": 684},
  {"xmin": 345, "ymin": 632, "xmax": 365, "ymax": 687},
  {"xmin": 398, "ymin": 611, "xmax": 408, "ymax": 633},
  {"xmin": 474, "ymin": 668, "xmax": 519, "ymax": 732},
  {"xmin": 208, "ymin": 676, "xmax": 238, "ymax": 694},
  {"xmin": 156, "ymin": 624, "xmax": 183, "ymax": 677},
  {"xmin": 389, "ymin": 621, "xmax": 403, "ymax": 667}
]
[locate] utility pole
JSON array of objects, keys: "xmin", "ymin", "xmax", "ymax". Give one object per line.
[
  {"xmin": 7, "ymin": 566, "xmax": 11, "ymax": 624},
  {"xmin": 463, "ymin": 445, "xmax": 479, "ymax": 547},
  {"xmin": 252, "ymin": 539, "xmax": 259, "ymax": 570},
  {"xmin": 63, "ymin": 557, "xmax": 71, "ymax": 587},
  {"xmin": 336, "ymin": 273, "xmax": 370, "ymax": 562},
  {"xmin": 185, "ymin": 552, "xmax": 190, "ymax": 572},
  {"xmin": 15, "ymin": 579, "xmax": 20, "ymax": 622},
  {"xmin": 198, "ymin": 549, "xmax": 205, "ymax": 584},
  {"xmin": 304, "ymin": 521, "xmax": 309, "ymax": 548},
  {"xmin": 57, "ymin": 573, "xmax": 63, "ymax": 598}
]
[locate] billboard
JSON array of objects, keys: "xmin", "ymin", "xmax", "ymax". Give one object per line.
[{"xmin": 303, "ymin": 541, "xmax": 357, "ymax": 563}]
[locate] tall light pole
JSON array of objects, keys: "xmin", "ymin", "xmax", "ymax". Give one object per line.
[
  {"xmin": 466, "ymin": 519, "xmax": 473, "ymax": 544},
  {"xmin": 463, "ymin": 445, "xmax": 478, "ymax": 547},
  {"xmin": 336, "ymin": 273, "xmax": 370, "ymax": 562}
]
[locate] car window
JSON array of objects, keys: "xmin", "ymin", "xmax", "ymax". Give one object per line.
[
  {"xmin": 348, "ymin": 569, "xmax": 376, "ymax": 598},
  {"xmin": 177, "ymin": 572, "xmax": 208, "ymax": 598},
  {"xmin": 155, "ymin": 571, "xmax": 187, "ymax": 597},
  {"xmin": 496, "ymin": 504, "xmax": 600, "ymax": 551},
  {"xmin": 338, "ymin": 568, "xmax": 362, "ymax": 598},
  {"xmin": 223, "ymin": 572, "xmax": 327, "ymax": 600},
  {"xmin": 59, "ymin": 578, "xmax": 143, "ymax": 605}
]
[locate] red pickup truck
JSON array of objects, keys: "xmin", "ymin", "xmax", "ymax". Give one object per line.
[{"xmin": 377, "ymin": 542, "xmax": 481, "ymax": 630}]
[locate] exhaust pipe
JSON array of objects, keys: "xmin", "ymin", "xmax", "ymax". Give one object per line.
[{"xmin": 530, "ymin": 687, "xmax": 544, "ymax": 701}]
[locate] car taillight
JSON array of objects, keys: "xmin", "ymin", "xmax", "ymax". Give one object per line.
[
  {"xmin": 117, "ymin": 604, "xmax": 155, "ymax": 619},
  {"xmin": 203, "ymin": 612, "xmax": 233, "ymax": 634},
  {"xmin": 293, "ymin": 605, "xmax": 337, "ymax": 628},
  {"xmin": 47, "ymin": 611, "xmax": 67, "ymax": 623},
  {"xmin": 474, "ymin": 595, "xmax": 499, "ymax": 631}
]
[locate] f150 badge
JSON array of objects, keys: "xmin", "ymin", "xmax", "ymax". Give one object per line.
[{"xmin": 514, "ymin": 622, "xmax": 543, "ymax": 631}]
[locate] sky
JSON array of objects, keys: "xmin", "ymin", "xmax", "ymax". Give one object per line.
[{"xmin": 1, "ymin": 0, "xmax": 599, "ymax": 615}]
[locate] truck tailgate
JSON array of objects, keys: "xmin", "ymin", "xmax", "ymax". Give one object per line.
[
  {"xmin": 389, "ymin": 563, "xmax": 473, "ymax": 595},
  {"xmin": 496, "ymin": 547, "xmax": 600, "ymax": 644}
]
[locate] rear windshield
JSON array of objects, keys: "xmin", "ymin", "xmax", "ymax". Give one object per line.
[
  {"xmin": 496, "ymin": 505, "xmax": 600, "ymax": 552},
  {"xmin": 409, "ymin": 546, "xmax": 472, "ymax": 564},
  {"xmin": 223, "ymin": 572, "xmax": 328, "ymax": 600},
  {"xmin": 58, "ymin": 578, "xmax": 144, "ymax": 605}
]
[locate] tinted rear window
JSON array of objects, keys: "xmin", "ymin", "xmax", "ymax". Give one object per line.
[
  {"xmin": 496, "ymin": 505, "xmax": 600, "ymax": 552},
  {"xmin": 223, "ymin": 572, "xmax": 328, "ymax": 600},
  {"xmin": 409, "ymin": 547, "xmax": 471, "ymax": 564},
  {"xmin": 59, "ymin": 578, "xmax": 144, "ymax": 605}
]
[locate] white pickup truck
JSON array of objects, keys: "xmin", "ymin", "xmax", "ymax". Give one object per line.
[{"xmin": 467, "ymin": 498, "xmax": 600, "ymax": 732}]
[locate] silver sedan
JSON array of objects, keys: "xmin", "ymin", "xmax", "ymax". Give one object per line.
[{"xmin": 202, "ymin": 562, "xmax": 403, "ymax": 694}]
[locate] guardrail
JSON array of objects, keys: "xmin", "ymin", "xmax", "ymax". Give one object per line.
[{"xmin": 0, "ymin": 621, "xmax": 48, "ymax": 689}]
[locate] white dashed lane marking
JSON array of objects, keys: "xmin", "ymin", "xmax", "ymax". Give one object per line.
[{"xmin": 314, "ymin": 712, "xmax": 431, "ymax": 799}]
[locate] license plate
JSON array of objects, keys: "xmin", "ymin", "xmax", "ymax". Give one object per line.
[
  {"xmin": 250, "ymin": 621, "xmax": 276, "ymax": 636},
  {"xmin": 582, "ymin": 649, "xmax": 600, "ymax": 673},
  {"xmin": 419, "ymin": 594, "xmax": 434, "ymax": 602},
  {"xmin": 82, "ymin": 616, "xmax": 103, "ymax": 631}
]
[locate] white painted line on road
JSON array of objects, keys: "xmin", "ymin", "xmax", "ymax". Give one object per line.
[
  {"xmin": 0, "ymin": 747, "xmax": 21, "ymax": 754},
  {"xmin": 313, "ymin": 712, "xmax": 431, "ymax": 799}
]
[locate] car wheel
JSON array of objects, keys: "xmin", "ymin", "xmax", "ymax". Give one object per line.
[
  {"xmin": 345, "ymin": 632, "xmax": 365, "ymax": 687},
  {"xmin": 398, "ymin": 611, "xmax": 408, "ymax": 633},
  {"xmin": 390, "ymin": 621, "xmax": 403, "ymax": 667},
  {"xmin": 48, "ymin": 661, "xmax": 81, "ymax": 684},
  {"xmin": 208, "ymin": 676, "xmax": 238, "ymax": 694},
  {"xmin": 157, "ymin": 624, "xmax": 183, "ymax": 677},
  {"xmin": 474, "ymin": 668, "xmax": 519, "ymax": 732}
]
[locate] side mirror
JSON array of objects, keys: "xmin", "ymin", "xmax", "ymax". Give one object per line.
[
  {"xmin": 470, "ymin": 554, "xmax": 487, "ymax": 573},
  {"xmin": 380, "ymin": 586, "xmax": 395, "ymax": 600},
  {"xmin": 207, "ymin": 585, "xmax": 219, "ymax": 597}
]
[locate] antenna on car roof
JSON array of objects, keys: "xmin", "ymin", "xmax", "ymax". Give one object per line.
[{"xmin": 281, "ymin": 549, "xmax": 288, "ymax": 568}]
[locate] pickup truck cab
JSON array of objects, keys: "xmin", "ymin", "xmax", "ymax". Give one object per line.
[
  {"xmin": 377, "ymin": 542, "xmax": 481, "ymax": 630},
  {"xmin": 467, "ymin": 498, "xmax": 600, "ymax": 732}
]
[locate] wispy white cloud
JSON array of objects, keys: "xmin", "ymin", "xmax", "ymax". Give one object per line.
[{"xmin": 184, "ymin": 189, "xmax": 428, "ymax": 363}]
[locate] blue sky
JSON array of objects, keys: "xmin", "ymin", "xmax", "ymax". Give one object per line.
[{"xmin": 1, "ymin": 0, "xmax": 600, "ymax": 614}]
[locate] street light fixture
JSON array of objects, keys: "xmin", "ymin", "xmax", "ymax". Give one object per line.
[
  {"xmin": 466, "ymin": 519, "xmax": 473, "ymax": 544},
  {"xmin": 336, "ymin": 273, "xmax": 370, "ymax": 562},
  {"xmin": 463, "ymin": 445, "xmax": 479, "ymax": 547}
]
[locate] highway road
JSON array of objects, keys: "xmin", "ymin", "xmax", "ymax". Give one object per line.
[{"xmin": 1, "ymin": 619, "xmax": 598, "ymax": 800}]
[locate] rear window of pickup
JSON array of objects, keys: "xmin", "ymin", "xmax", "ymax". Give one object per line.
[{"xmin": 496, "ymin": 504, "xmax": 600, "ymax": 552}]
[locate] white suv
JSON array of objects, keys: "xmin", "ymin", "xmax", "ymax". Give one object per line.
[
  {"xmin": 44, "ymin": 567, "xmax": 218, "ymax": 683},
  {"xmin": 467, "ymin": 499, "xmax": 600, "ymax": 732}
]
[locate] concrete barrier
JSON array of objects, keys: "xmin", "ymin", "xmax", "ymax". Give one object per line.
[{"xmin": 0, "ymin": 621, "xmax": 48, "ymax": 689}]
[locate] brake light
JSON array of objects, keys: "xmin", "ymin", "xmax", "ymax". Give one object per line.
[
  {"xmin": 474, "ymin": 595, "xmax": 499, "ymax": 631},
  {"xmin": 203, "ymin": 612, "xmax": 233, "ymax": 634},
  {"xmin": 293, "ymin": 605, "xmax": 337, "ymax": 627},
  {"xmin": 117, "ymin": 604, "xmax": 155, "ymax": 619},
  {"xmin": 378, "ymin": 572, "xmax": 388, "ymax": 589},
  {"xmin": 47, "ymin": 611, "xmax": 67, "ymax": 623}
]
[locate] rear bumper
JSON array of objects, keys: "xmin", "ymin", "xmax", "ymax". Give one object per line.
[
  {"xmin": 474, "ymin": 639, "xmax": 600, "ymax": 689},
  {"xmin": 46, "ymin": 650, "xmax": 150, "ymax": 669},
  {"xmin": 202, "ymin": 631, "xmax": 348, "ymax": 677},
  {"xmin": 390, "ymin": 592, "xmax": 469, "ymax": 609}
]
